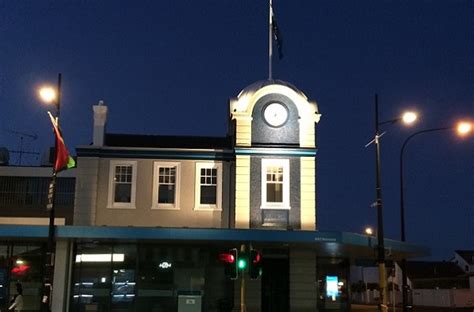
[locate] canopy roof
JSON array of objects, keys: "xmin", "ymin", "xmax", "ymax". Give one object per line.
[{"xmin": 0, "ymin": 225, "xmax": 428, "ymax": 260}]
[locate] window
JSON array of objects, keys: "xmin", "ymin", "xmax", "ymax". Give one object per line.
[
  {"xmin": 152, "ymin": 162, "xmax": 180, "ymax": 209},
  {"xmin": 108, "ymin": 161, "xmax": 137, "ymax": 209},
  {"xmin": 195, "ymin": 162, "xmax": 222, "ymax": 211},
  {"xmin": 261, "ymin": 159, "xmax": 290, "ymax": 209}
]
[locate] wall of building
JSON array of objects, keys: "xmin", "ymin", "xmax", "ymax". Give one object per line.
[
  {"xmin": 52, "ymin": 239, "xmax": 72, "ymax": 311},
  {"xmin": 93, "ymin": 158, "xmax": 230, "ymax": 228},
  {"xmin": 74, "ymin": 157, "xmax": 100, "ymax": 225},
  {"xmin": 249, "ymin": 156, "xmax": 301, "ymax": 229},
  {"xmin": 413, "ymin": 289, "xmax": 474, "ymax": 308},
  {"xmin": 453, "ymin": 253, "xmax": 474, "ymax": 273},
  {"xmin": 290, "ymin": 249, "xmax": 317, "ymax": 311}
]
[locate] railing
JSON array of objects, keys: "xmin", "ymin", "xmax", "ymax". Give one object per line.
[{"xmin": 0, "ymin": 176, "xmax": 75, "ymax": 210}]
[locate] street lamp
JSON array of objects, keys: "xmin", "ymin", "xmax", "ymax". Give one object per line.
[
  {"xmin": 38, "ymin": 73, "xmax": 62, "ymax": 310},
  {"xmin": 372, "ymin": 94, "xmax": 417, "ymax": 312},
  {"xmin": 39, "ymin": 87, "xmax": 57, "ymax": 104},
  {"xmin": 399, "ymin": 120, "xmax": 473, "ymax": 312},
  {"xmin": 365, "ymin": 227, "xmax": 374, "ymax": 236}
]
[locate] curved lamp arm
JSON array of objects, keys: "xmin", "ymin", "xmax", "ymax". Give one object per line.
[{"xmin": 399, "ymin": 126, "xmax": 452, "ymax": 241}]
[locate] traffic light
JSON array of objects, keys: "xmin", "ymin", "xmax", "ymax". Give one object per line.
[
  {"xmin": 249, "ymin": 249, "xmax": 262, "ymax": 279},
  {"xmin": 219, "ymin": 248, "xmax": 238, "ymax": 280},
  {"xmin": 237, "ymin": 255, "xmax": 248, "ymax": 271}
]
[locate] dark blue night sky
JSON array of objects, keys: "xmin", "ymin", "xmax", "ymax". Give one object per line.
[{"xmin": 1, "ymin": 1, "xmax": 473, "ymax": 259}]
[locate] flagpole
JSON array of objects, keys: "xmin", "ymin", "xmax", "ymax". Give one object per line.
[
  {"xmin": 48, "ymin": 73, "xmax": 61, "ymax": 252},
  {"xmin": 268, "ymin": 0, "xmax": 273, "ymax": 80},
  {"xmin": 44, "ymin": 73, "xmax": 61, "ymax": 311}
]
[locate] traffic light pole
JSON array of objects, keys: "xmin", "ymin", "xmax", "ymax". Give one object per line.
[{"xmin": 240, "ymin": 244, "xmax": 246, "ymax": 312}]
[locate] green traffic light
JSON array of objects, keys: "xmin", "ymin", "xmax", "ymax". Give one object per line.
[{"xmin": 238, "ymin": 258, "xmax": 247, "ymax": 270}]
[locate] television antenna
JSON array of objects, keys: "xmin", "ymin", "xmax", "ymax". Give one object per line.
[{"xmin": 2, "ymin": 128, "xmax": 39, "ymax": 165}]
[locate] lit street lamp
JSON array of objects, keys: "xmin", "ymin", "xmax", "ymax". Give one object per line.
[
  {"xmin": 39, "ymin": 87, "xmax": 57, "ymax": 104},
  {"xmin": 372, "ymin": 94, "xmax": 417, "ymax": 312},
  {"xmin": 365, "ymin": 227, "xmax": 374, "ymax": 236},
  {"xmin": 399, "ymin": 120, "xmax": 473, "ymax": 312},
  {"xmin": 38, "ymin": 73, "xmax": 62, "ymax": 311}
]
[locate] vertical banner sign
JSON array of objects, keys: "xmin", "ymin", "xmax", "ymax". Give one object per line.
[{"xmin": 47, "ymin": 177, "xmax": 56, "ymax": 211}]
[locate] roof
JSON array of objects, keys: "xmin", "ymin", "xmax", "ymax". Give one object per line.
[
  {"xmin": 237, "ymin": 79, "xmax": 308, "ymax": 100},
  {"xmin": 406, "ymin": 261, "xmax": 465, "ymax": 279},
  {"xmin": 455, "ymin": 250, "xmax": 474, "ymax": 265},
  {"xmin": 104, "ymin": 133, "xmax": 232, "ymax": 149}
]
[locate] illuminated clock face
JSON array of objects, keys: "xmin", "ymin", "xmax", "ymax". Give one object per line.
[{"xmin": 263, "ymin": 103, "xmax": 288, "ymax": 127}]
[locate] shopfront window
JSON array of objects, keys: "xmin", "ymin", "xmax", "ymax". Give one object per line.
[
  {"xmin": 111, "ymin": 245, "xmax": 136, "ymax": 311},
  {"xmin": 11, "ymin": 245, "xmax": 43, "ymax": 311},
  {"xmin": 72, "ymin": 244, "xmax": 115, "ymax": 311},
  {"xmin": 136, "ymin": 246, "xmax": 177, "ymax": 311},
  {"xmin": 71, "ymin": 243, "xmax": 232, "ymax": 312}
]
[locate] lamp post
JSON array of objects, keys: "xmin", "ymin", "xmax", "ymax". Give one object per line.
[
  {"xmin": 372, "ymin": 94, "xmax": 417, "ymax": 312},
  {"xmin": 38, "ymin": 73, "xmax": 62, "ymax": 311},
  {"xmin": 400, "ymin": 121, "xmax": 472, "ymax": 312},
  {"xmin": 373, "ymin": 94, "xmax": 389, "ymax": 312}
]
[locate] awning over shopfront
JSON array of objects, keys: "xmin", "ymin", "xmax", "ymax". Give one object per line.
[{"xmin": 0, "ymin": 225, "xmax": 428, "ymax": 259}]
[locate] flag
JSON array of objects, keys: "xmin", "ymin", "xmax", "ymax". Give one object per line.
[
  {"xmin": 272, "ymin": 10, "xmax": 283, "ymax": 59},
  {"xmin": 48, "ymin": 112, "xmax": 75, "ymax": 173}
]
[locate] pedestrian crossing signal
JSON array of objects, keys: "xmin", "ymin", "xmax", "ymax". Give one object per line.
[{"xmin": 249, "ymin": 249, "xmax": 262, "ymax": 279}]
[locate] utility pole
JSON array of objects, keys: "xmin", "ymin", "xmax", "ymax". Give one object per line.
[
  {"xmin": 240, "ymin": 243, "xmax": 246, "ymax": 312},
  {"xmin": 374, "ymin": 94, "xmax": 388, "ymax": 312}
]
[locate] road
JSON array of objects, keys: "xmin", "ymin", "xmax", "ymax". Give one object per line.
[{"xmin": 352, "ymin": 304, "xmax": 474, "ymax": 312}]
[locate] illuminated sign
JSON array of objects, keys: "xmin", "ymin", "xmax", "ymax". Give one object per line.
[
  {"xmin": 75, "ymin": 253, "xmax": 124, "ymax": 263},
  {"xmin": 326, "ymin": 276, "xmax": 339, "ymax": 301},
  {"xmin": 11, "ymin": 265, "xmax": 29, "ymax": 275},
  {"xmin": 158, "ymin": 261, "xmax": 172, "ymax": 269}
]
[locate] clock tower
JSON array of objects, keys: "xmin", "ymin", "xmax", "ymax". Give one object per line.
[{"xmin": 230, "ymin": 80, "xmax": 321, "ymax": 230}]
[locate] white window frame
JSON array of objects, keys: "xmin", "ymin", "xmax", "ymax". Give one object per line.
[
  {"xmin": 260, "ymin": 158, "xmax": 290, "ymax": 210},
  {"xmin": 107, "ymin": 160, "xmax": 137, "ymax": 209},
  {"xmin": 152, "ymin": 162, "xmax": 181, "ymax": 210},
  {"xmin": 194, "ymin": 162, "xmax": 222, "ymax": 211}
]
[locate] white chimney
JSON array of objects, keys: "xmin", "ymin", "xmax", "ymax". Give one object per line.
[{"xmin": 93, "ymin": 100, "xmax": 108, "ymax": 146}]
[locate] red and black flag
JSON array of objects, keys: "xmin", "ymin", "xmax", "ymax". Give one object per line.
[{"xmin": 48, "ymin": 112, "xmax": 75, "ymax": 173}]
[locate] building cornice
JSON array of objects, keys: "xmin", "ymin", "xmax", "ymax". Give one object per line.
[{"xmin": 76, "ymin": 146, "xmax": 234, "ymax": 161}]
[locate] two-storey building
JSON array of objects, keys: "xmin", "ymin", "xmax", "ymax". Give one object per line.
[{"xmin": 0, "ymin": 79, "xmax": 426, "ymax": 312}]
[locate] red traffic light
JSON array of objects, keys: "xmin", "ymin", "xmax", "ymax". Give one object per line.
[
  {"xmin": 219, "ymin": 253, "xmax": 235, "ymax": 264},
  {"xmin": 249, "ymin": 249, "xmax": 262, "ymax": 279},
  {"xmin": 220, "ymin": 249, "xmax": 239, "ymax": 280},
  {"xmin": 252, "ymin": 251, "xmax": 261, "ymax": 264}
]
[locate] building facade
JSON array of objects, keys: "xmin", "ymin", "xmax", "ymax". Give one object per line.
[
  {"xmin": 70, "ymin": 79, "xmax": 323, "ymax": 311},
  {"xmin": 0, "ymin": 80, "xmax": 426, "ymax": 312},
  {"xmin": 0, "ymin": 166, "xmax": 75, "ymax": 311}
]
